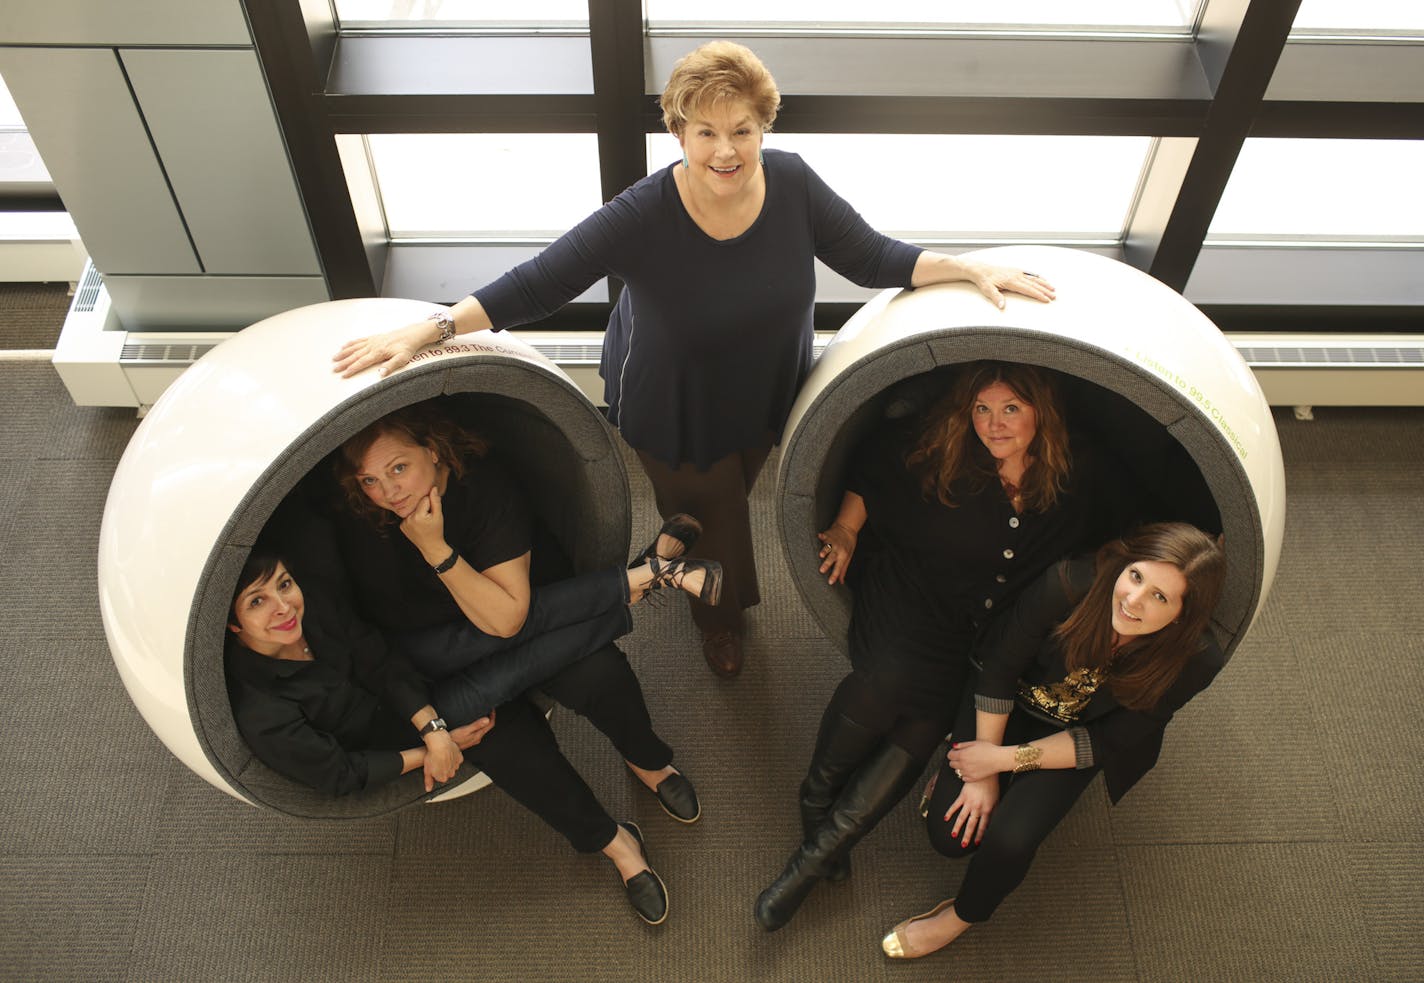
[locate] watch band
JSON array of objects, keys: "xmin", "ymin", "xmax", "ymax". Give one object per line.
[
  {"xmin": 432, "ymin": 549, "xmax": 460, "ymax": 574},
  {"xmin": 419, "ymin": 717, "xmax": 448, "ymax": 737}
]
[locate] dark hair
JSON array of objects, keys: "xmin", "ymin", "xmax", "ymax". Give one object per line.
[
  {"xmin": 334, "ymin": 402, "xmax": 489, "ymax": 526},
  {"xmin": 905, "ymin": 361, "xmax": 1071, "ymax": 512},
  {"xmin": 228, "ymin": 546, "xmax": 284, "ymax": 628},
  {"xmin": 1055, "ymin": 522, "xmax": 1227, "ymax": 710}
]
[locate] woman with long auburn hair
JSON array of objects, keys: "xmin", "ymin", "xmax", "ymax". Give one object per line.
[
  {"xmin": 881, "ymin": 522, "xmax": 1226, "ymax": 959},
  {"xmin": 755, "ymin": 360, "xmax": 1099, "ymax": 932}
]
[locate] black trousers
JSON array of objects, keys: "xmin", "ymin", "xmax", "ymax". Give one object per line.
[
  {"xmin": 923, "ymin": 709, "xmax": 1098, "ymax": 922},
  {"xmin": 636, "ymin": 442, "xmax": 772, "ymax": 634},
  {"xmin": 464, "ymin": 645, "xmax": 674, "ymax": 854}
]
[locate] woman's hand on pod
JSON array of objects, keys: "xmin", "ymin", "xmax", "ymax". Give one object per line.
[
  {"xmin": 965, "ymin": 263, "xmax": 1056, "ymax": 310},
  {"xmin": 817, "ymin": 523, "xmax": 859, "ymax": 585},
  {"xmin": 332, "ymin": 320, "xmax": 432, "ymax": 379}
]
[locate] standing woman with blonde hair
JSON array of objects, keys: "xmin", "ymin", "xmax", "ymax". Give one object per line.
[{"xmin": 334, "ymin": 41, "xmax": 1054, "ymax": 678}]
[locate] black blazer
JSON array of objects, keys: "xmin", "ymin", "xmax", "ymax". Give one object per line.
[{"xmin": 225, "ymin": 578, "xmax": 431, "ymax": 796}]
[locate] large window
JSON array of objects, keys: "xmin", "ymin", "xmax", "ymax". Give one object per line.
[
  {"xmin": 1291, "ymin": 0, "xmax": 1424, "ymax": 36},
  {"xmin": 335, "ymin": 0, "xmax": 588, "ymax": 30},
  {"xmin": 0, "ymin": 74, "xmax": 50, "ymax": 194},
  {"xmin": 644, "ymin": 1, "xmax": 1203, "ymax": 33},
  {"xmin": 367, "ymin": 134, "xmax": 602, "ymax": 238},
  {"xmin": 648, "ymin": 133, "xmax": 1153, "ymax": 241},
  {"xmin": 1208, "ymin": 139, "xmax": 1424, "ymax": 243}
]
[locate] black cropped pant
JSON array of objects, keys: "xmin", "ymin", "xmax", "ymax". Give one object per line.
[
  {"xmin": 923, "ymin": 710, "xmax": 1098, "ymax": 922},
  {"xmin": 462, "ymin": 644, "xmax": 674, "ymax": 854}
]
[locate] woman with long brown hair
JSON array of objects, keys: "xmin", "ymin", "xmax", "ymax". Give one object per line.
[
  {"xmin": 882, "ymin": 522, "xmax": 1226, "ymax": 959},
  {"xmin": 755, "ymin": 360, "xmax": 1098, "ymax": 931}
]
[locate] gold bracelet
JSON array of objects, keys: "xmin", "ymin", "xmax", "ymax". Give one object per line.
[{"xmin": 1013, "ymin": 743, "xmax": 1043, "ymax": 773}]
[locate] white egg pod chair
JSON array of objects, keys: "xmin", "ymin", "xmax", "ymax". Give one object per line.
[
  {"xmin": 99, "ymin": 298, "xmax": 631, "ymax": 818},
  {"xmin": 778, "ymin": 245, "xmax": 1285, "ymax": 663}
]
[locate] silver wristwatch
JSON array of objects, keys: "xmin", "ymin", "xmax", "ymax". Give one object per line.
[
  {"xmin": 419, "ymin": 717, "xmax": 449, "ymax": 737},
  {"xmin": 427, "ymin": 310, "xmax": 457, "ymax": 344}
]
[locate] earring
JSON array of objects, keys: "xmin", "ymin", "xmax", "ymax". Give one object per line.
[
  {"xmin": 682, "ymin": 152, "xmax": 689, "ymax": 169},
  {"xmin": 759, "ymin": 148, "xmax": 764, "ymax": 165}
]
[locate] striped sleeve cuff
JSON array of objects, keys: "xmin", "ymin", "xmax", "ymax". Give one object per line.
[
  {"xmin": 1069, "ymin": 727, "xmax": 1095, "ymax": 769},
  {"xmin": 975, "ymin": 694, "xmax": 1016, "ymax": 715}
]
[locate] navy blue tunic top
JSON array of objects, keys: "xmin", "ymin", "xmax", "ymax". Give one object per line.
[{"xmin": 475, "ymin": 150, "xmax": 923, "ymax": 470}]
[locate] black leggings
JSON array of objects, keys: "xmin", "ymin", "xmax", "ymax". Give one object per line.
[
  {"xmin": 828, "ymin": 670, "xmax": 954, "ymax": 762},
  {"xmin": 924, "ymin": 710, "xmax": 1098, "ymax": 922}
]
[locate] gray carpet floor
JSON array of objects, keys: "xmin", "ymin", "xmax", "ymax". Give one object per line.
[
  {"xmin": 1, "ymin": 295, "xmax": 1420, "ymax": 981},
  {"xmin": 0, "ymin": 282, "xmax": 70, "ymax": 348}
]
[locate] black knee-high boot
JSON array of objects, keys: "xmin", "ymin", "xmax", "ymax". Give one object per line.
[
  {"xmin": 755, "ymin": 742, "xmax": 925, "ymax": 932},
  {"xmin": 798, "ymin": 710, "xmax": 881, "ymax": 884}
]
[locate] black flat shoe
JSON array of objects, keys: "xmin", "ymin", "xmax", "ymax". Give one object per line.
[
  {"xmin": 652, "ymin": 771, "xmax": 701, "ymax": 824},
  {"xmin": 629, "ymin": 513, "xmax": 702, "ymax": 568},
  {"xmin": 618, "ymin": 821, "xmax": 668, "ymax": 926}
]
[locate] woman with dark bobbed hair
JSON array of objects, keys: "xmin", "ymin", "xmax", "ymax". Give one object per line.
[
  {"xmin": 755, "ymin": 361, "xmax": 1099, "ymax": 931},
  {"xmin": 334, "ymin": 41, "xmax": 1054, "ymax": 678},
  {"xmin": 224, "ymin": 542, "xmax": 679, "ymax": 925},
  {"xmin": 882, "ymin": 522, "xmax": 1226, "ymax": 959}
]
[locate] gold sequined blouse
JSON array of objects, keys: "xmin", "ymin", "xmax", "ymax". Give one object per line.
[{"xmin": 1018, "ymin": 666, "xmax": 1106, "ymax": 723}]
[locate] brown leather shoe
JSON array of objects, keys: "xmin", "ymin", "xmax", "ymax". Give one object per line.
[{"xmin": 701, "ymin": 630, "xmax": 744, "ymax": 678}]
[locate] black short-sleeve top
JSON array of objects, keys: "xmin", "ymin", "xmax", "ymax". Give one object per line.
[{"xmin": 332, "ymin": 455, "xmax": 532, "ymax": 632}]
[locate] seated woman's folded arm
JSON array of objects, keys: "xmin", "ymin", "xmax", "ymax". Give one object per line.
[{"xmin": 233, "ymin": 686, "xmax": 406, "ymax": 797}]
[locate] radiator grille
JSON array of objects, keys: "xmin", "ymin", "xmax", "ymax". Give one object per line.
[
  {"xmin": 72, "ymin": 264, "xmax": 104, "ymax": 313},
  {"xmin": 527, "ymin": 342, "xmax": 603, "ymax": 364},
  {"xmin": 120, "ymin": 342, "xmax": 220, "ymax": 363},
  {"xmin": 1234, "ymin": 346, "xmax": 1424, "ymax": 367}
]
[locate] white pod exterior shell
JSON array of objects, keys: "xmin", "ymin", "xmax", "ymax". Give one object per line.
[
  {"xmin": 99, "ymin": 298, "xmax": 631, "ymax": 817},
  {"xmin": 778, "ymin": 245, "xmax": 1284, "ymax": 661}
]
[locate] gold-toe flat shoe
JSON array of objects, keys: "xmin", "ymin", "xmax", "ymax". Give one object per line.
[{"xmin": 881, "ymin": 898, "xmax": 957, "ymax": 959}]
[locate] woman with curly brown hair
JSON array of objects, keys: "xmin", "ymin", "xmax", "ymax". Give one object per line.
[
  {"xmin": 755, "ymin": 361, "xmax": 1098, "ymax": 931},
  {"xmin": 326, "ymin": 402, "xmax": 719, "ymax": 925},
  {"xmin": 333, "ymin": 41, "xmax": 1054, "ymax": 678},
  {"xmin": 883, "ymin": 522, "xmax": 1226, "ymax": 959}
]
